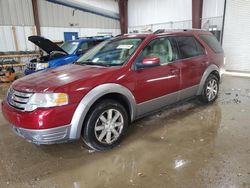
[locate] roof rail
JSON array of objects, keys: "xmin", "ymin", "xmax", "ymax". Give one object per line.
[
  {"xmin": 153, "ymin": 29, "xmax": 165, "ymax": 34},
  {"xmin": 183, "ymin": 28, "xmax": 207, "ymax": 31},
  {"xmin": 77, "ymin": 35, "xmax": 112, "ymax": 39},
  {"xmin": 115, "ymin": 34, "xmax": 124, "ymax": 37},
  {"xmin": 153, "ymin": 28, "xmax": 207, "ymax": 34}
]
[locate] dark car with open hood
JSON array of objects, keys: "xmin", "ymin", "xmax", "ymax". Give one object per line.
[
  {"xmin": 25, "ymin": 35, "xmax": 112, "ymax": 75},
  {"xmin": 2, "ymin": 29, "xmax": 224, "ymax": 151}
]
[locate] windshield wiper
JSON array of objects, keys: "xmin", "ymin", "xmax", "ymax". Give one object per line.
[
  {"xmin": 76, "ymin": 61, "xmax": 110, "ymax": 67},
  {"xmin": 76, "ymin": 61, "xmax": 123, "ymax": 67}
]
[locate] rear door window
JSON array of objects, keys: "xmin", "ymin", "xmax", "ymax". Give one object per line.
[
  {"xmin": 199, "ymin": 34, "xmax": 223, "ymax": 53},
  {"xmin": 175, "ymin": 36, "xmax": 205, "ymax": 59}
]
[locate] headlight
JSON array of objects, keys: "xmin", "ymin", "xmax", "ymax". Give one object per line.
[
  {"xmin": 36, "ymin": 63, "xmax": 49, "ymax": 70},
  {"xmin": 25, "ymin": 93, "xmax": 68, "ymax": 111}
]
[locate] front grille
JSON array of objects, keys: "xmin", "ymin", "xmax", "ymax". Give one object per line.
[
  {"xmin": 27, "ymin": 62, "xmax": 37, "ymax": 71},
  {"xmin": 7, "ymin": 88, "xmax": 33, "ymax": 111}
]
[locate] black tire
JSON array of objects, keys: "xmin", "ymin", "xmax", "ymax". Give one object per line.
[
  {"xmin": 199, "ymin": 74, "xmax": 219, "ymax": 104},
  {"xmin": 82, "ymin": 99, "xmax": 128, "ymax": 151}
]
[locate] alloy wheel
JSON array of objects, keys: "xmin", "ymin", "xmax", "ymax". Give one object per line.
[
  {"xmin": 94, "ymin": 109, "xmax": 124, "ymax": 144},
  {"xmin": 206, "ymin": 79, "xmax": 218, "ymax": 101}
]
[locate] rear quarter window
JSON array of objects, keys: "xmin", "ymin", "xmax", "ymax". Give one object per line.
[
  {"xmin": 175, "ymin": 36, "xmax": 204, "ymax": 59},
  {"xmin": 199, "ymin": 34, "xmax": 223, "ymax": 53}
]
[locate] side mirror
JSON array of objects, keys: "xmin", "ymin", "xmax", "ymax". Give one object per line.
[
  {"xmin": 76, "ymin": 49, "xmax": 84, "ymax": 56},
  {"xmin": 136, "ymin": 57, "xmax": 160, "ymax": 69}
]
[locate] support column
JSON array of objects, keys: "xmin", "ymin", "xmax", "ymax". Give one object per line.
[
  {"xmin": 31, "ymin": 0, "xmax": 41, "ymax": 35},
  {"xmin": 11, "ymin": 26, "xmax": 19, "ymax": 51},
  {"xmin": 192, "ymin": 0, "xmax": 203, "ymax": 29},
  {"xmin": 118, "ymin": 0, "xmax": 128, "ymax": 34}
]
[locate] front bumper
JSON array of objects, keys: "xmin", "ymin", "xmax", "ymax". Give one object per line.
[
  {"xmin": 2, "ymin": 100, "xmax": 77, "ymax": 129},
  {"xmin": 24, "ymin": 69, "xmax": 37, "ymax": 75},
  {"xmin": 2, "ymin": 100, "xmax": 79, "ymax": 144},
  {"xmin": 11, "ymin": 124, "xmax": 71, "ymax": 144}
]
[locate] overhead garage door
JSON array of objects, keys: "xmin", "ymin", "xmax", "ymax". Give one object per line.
[{"xmin": 223, "ymin": 0, "xmax": 250, "ymax": 72}]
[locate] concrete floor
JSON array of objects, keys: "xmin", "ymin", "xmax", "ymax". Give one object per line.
[{"xmin": 0, "ymin": 75, "xmax": 249, "ymax": 188}]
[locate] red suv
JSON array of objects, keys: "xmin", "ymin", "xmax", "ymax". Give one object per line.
[{"xmin": 2, "ymin": 30, "xmax": 224, "ymax": 151}]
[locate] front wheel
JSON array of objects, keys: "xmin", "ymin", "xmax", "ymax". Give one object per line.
[
  {"xmin": 82, "ymin": 99, "xmax": 128, "ymax": 151},
  {"xmin": 199, "ymin": 74, "xmax": 219, "ymax": 103}
]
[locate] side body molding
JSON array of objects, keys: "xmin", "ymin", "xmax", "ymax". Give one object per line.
[
  {"xmin": 197, "ymin": 64, "xmax": 220, "ymax": 95},
  {"xmin": 69, "ymin": 83, "xmax": 137, "ymax": 139}
]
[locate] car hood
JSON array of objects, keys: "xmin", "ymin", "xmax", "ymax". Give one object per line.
[
  {"xmin": 28, "ymin": 36, "xmax": 67, "ymax": 54},
  {"xmin": 12, "ymin": 64, "xmax": 121, "ymax": 93}
]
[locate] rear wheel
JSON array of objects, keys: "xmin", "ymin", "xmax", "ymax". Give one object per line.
[
  {"xmin": 199, "ymin": 74, "xmax": 219, "ymax": 103},
  {"xmin": 82, "ymin": 99, "xmax": 128, "ymax": 151}
]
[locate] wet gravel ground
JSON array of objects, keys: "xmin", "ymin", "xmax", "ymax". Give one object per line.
[{"xmin": 0, "ymin": 75, "xmax": 249, "ymax": 188}]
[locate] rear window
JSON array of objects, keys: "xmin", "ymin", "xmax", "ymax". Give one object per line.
[
  {"xmin": 175, "ymin": 36, "xmax": 204, "ymax": 59},
  {"xmin": 199, "ymin": 34, "xmax": 223, "ymax": 53}
]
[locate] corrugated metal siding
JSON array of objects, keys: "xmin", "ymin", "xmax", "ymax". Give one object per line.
[
  {"xmin": 0, "ymin": 26, "xmax": 35, "ymax": 51},
  {"xmin": 73, "ymin": 0, "xmax": 119, "ymax": 14},
  {"xmin": 0, "ymin": 0, "xmax": 34, "ymax": 25},
  {"xmin": 128, "ymin": 0, "xmax": 192, "ymax": 27},
  {"xmin": 201, "ymin": 16, "xmax": 223, "ymax": 30},
  {"xmin": 48, "ymin": 0, "xmax": 119, "ymax": 20},
  {"xmin": 0, "ymin": 26, "xmax": 15, "ymax": 51},
  {"xmin": 201, "ymin": 0, "xmax": 224, "ymax": 36},
  {"xmin": 38, "ymin": 0, "xmax": 119, "ymax": 29},
  {"xmin": 40, "ymin": 27, "xmax": 120, "ymax": 41},
  {"xmin": 128, "ymin": 20, "xmax": 192, "ymax": 33},
  {"xmin": 223, "ymin": 0, "xmax": 250, "ymax": 72},
  {"xmin": 202, "ymin": 0, "xmax": 225, "ymax": 18},
  {"xmin": 15, "ymin": 26, "xmax": 35, "ymax": 51},
  {"xmin": 0, "ymin": 0, "xmax": 120, "ymax": 51},
  {"xmin": 0, "ymin": 25, "xmax": 120, "ymax": 52}
]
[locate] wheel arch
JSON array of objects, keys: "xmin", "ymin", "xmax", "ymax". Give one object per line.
[
  {"xmin": 197, "ymin": 64, "xmax": 220, "ymax": 95},
  {"xmin": 86, "ymin": 92, "xmax": 132, "ymax": 122},
  {"xmin": 69, "ymin": 83, "xmax": 137, "ymax": 140}
]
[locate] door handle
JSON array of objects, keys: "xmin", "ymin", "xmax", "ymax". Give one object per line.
[{"xmin": 170, "ymin": 69, "xmax": 179, "ymax": 74}]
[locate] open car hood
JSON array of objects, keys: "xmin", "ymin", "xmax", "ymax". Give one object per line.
[{"xmin": 28, "ymin": 36, "xmax": 68, "ymax": 54}]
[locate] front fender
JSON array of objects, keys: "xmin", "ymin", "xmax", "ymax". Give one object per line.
[
  {"xmin": 197, "ymin": 64, "xmax": 220, "ymax": 95},
  {"xmin": 69, "ymin": 83, "xmax": 136, "ymax": 139}
]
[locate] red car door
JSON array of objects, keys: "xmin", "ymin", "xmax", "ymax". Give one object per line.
[
  {"xmin": 129, "ymin": 37, "xmax": 181, "ymax": 116},
  {"xmin": 178, "ymin": 55, "xmax": 208, "ymax": 88},
  {"xmin": 175, "ymin": 36, "xmax": 207, "ymax": 94},
  {"xmin": 134, "ymin": 63, "xmax": 180, "ymax": 103}
]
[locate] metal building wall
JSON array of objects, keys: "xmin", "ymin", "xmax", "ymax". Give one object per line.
[
  {"xmin": 38, "ymin": 0, "xmax": 120, "ymax": 41},
  {"xmin": 0, "ymin": 0, "xmax": 35, "ymax": 51},
  {"xmin": 38, "ymin": 0, "xmax": 119, "ymax": 29},
  {"xmin": 128, "ymin": 0, "xmax": 192, "ymax": 32},
  {"xmin": 202, "ymin": 0, "xmax": 224, "ymax": 18},
  {"xmin": 40, "ymin": 27, "xmax": 120, "ymax": 41},
  {"xmin": 201, "ymin": 0, "xmax": 225, "ymax": 30},
  {"xmin": 222, "ymin": 0, "xmax": 250, "ymax": 72},
  {"xmin": 0, "ymin": 0, "xmax": 120, "ymax": 52},
  {"xmin": 73, "ymin": 0, "xmax": 119, "ymax": 14},
  {"xmin": 0, "ymin": 0, "xmax": 34, "ymax": 26}
]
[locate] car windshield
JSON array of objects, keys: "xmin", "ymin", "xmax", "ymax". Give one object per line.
[
  {"xmin": 76, "ymin": 38, "xmax": 143, "ymax": 66},
  {"xmin": 60, "ymin": 41, "xmax": 79, "ymax": 54}
]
